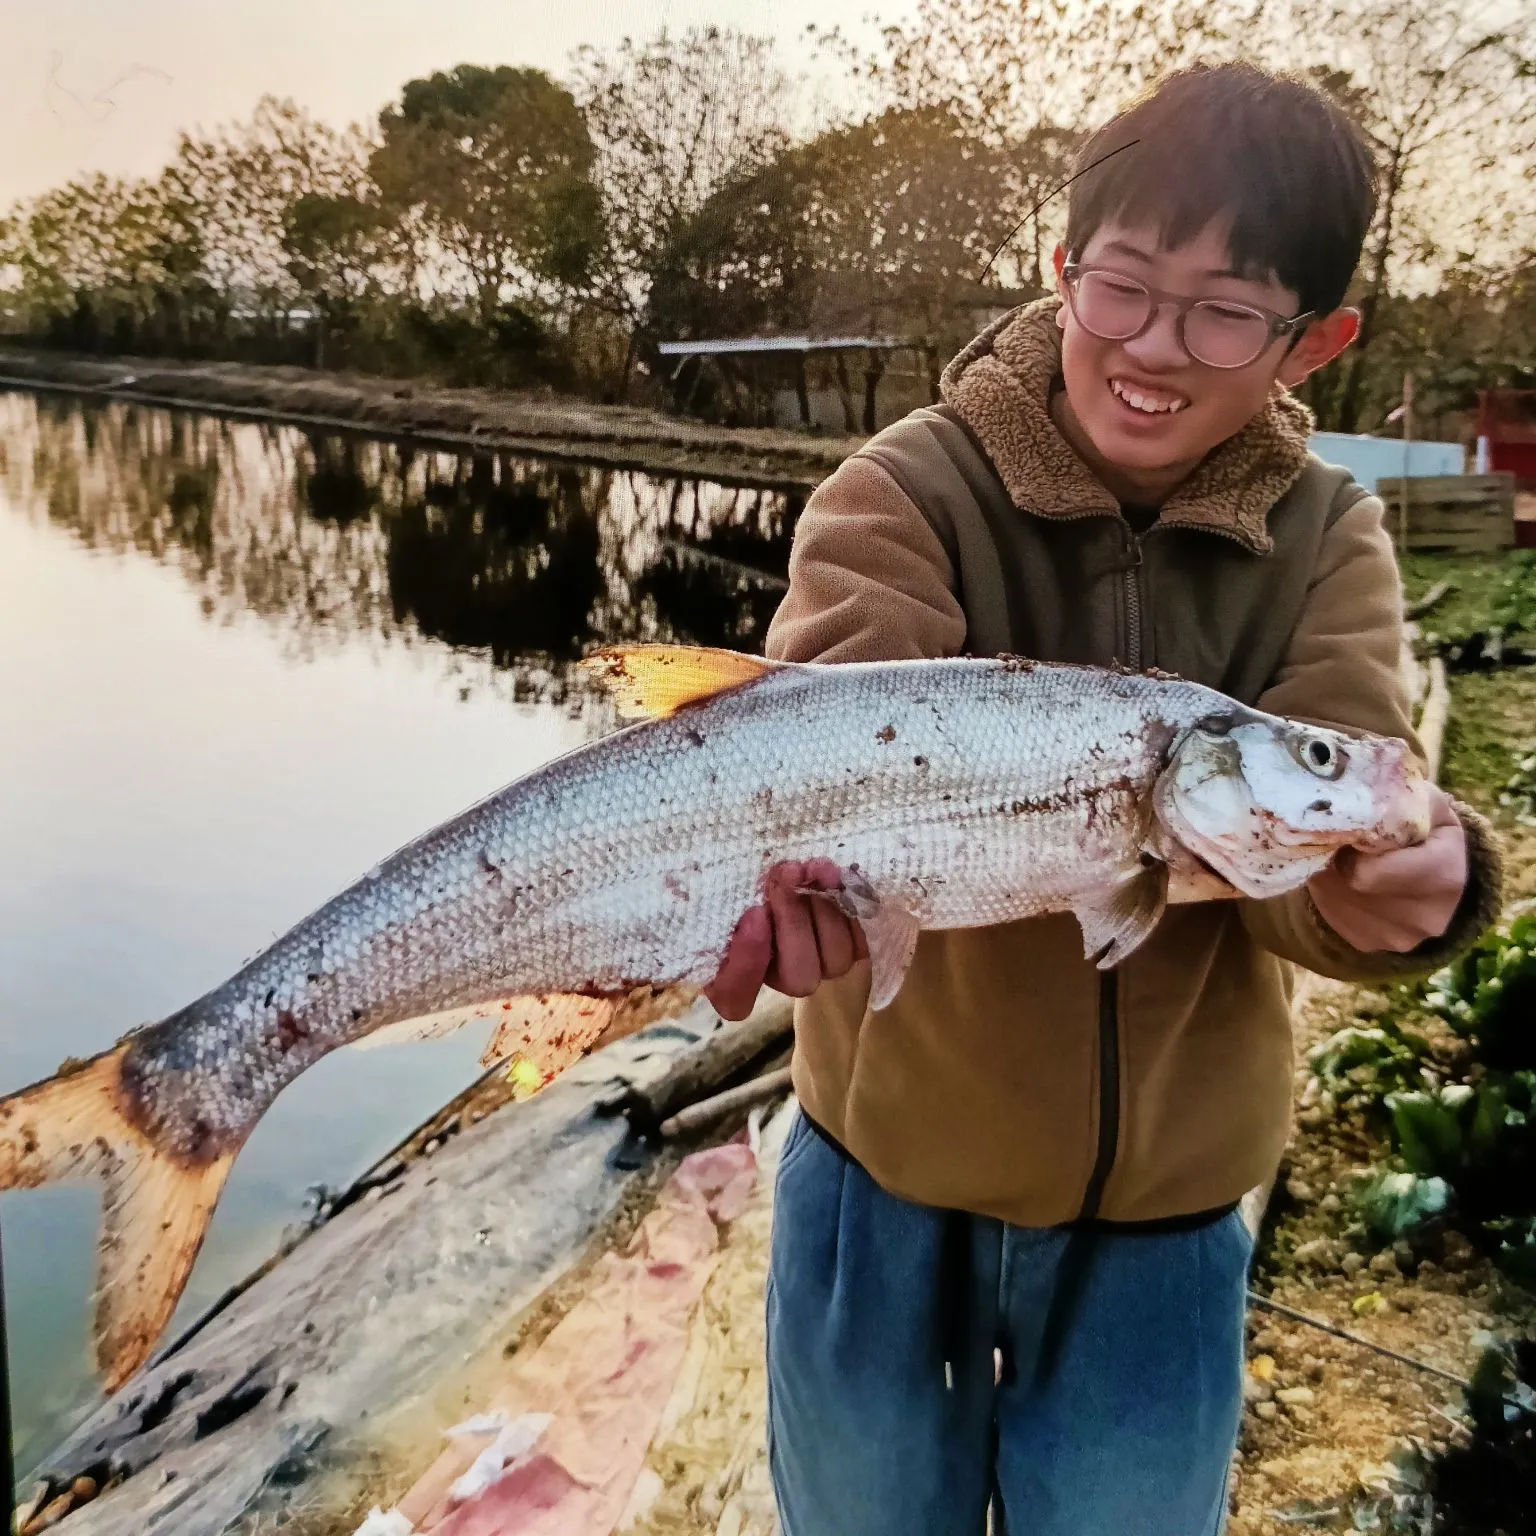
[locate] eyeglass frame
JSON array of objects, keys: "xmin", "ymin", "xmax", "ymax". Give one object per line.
[{"xmin": 1059, "ymin": 260, "xmax": 1317, "ymax": 370}]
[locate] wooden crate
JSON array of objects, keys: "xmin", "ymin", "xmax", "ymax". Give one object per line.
[{"xmin": 1377, "ymin": 473, "xmax": 1516, "ymax": 552}]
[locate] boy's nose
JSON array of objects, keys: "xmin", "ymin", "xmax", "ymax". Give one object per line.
[{"xmin": 1119, "ymin": 303, "xmax": 1188, "ymax": 371}]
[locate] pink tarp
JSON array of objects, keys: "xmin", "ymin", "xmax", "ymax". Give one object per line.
[{"xmin": 395, "ymin": 1139, "xmax": 759, "ymax": 1535}]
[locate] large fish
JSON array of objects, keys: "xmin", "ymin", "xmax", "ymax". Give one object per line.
[{"xmin": 0, "ymin": 646, "xmax": 1429, "ymax": 1389}]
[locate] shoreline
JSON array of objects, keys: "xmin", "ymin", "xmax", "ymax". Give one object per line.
[{"xmin": 0, "ymin": 349, "xmax": 865, "ymax": 490}]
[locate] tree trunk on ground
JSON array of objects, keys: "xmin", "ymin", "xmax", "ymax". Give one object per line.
[
  {"xmin": 833, "ymin": 353, "xmax": 857, "ymax": 431},
  {"xmin": 863, "ymin": 349, "xmax": 887, "ymax": 435},
  {"xmin": 1335, "ymin": 148, "xmax": 1403, "ymax": 434}
]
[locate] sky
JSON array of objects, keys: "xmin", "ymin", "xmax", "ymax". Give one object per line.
[{"xmin": 0, "ymin": 0, "xmax": 917, "ymax": 210}]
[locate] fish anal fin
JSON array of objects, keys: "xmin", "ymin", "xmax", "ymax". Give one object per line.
[
  {"xmin": 1074, "ymin": 861, "xmax": 1170, "ymax": 971},
  {"xmin": 804, "ymin": 869, "xmax": 923, "ymax": 1013},
  {"xmin": 580, "ymin": 645, "xmax": 783, "ymax": 720},
  {"xmin": 479, "ymin": 985, "xmax": 699, "ymax": 1091},
  {"xmin": 0, "ymin": 1045, "xmax": 234, "ymax": 1391}
]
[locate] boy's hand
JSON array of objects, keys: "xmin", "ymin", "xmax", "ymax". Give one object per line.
[
  {"xmin": 1307, "ymin": 786, "xmax": 1467, "ymax": 954},
  {"xmin": 705, "ymin": 859, "xmax": 868, "ymax": 1021}
]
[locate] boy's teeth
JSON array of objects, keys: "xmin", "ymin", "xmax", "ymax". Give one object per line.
[{"xmin": 1111, "ymin": 379, "xmax": 1187, "ymax": 414}]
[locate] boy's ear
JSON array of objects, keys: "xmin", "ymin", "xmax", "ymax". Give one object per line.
[
  {"xmin": 1052, "ymin": 244, "xmax": 1069, "ymax": 328},
  {"xmin": 1276, "ymin": 308, "xmax": 1360, "ymax": 387}
]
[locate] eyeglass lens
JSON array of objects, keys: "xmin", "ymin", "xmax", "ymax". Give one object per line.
[{"xmin": 1072, "ymin": 270, "xmax": 1274, "ymax": 369}]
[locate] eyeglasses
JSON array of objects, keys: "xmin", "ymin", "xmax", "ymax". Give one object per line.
[{"xmin": 1060, "ymin": 262, "xmax": 1315, "ymax": 371}]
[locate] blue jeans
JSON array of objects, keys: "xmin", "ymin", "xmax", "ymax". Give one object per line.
[{"xmin": 766, "ymin": 1109, "xmax": 1253, "ymax": 1536}]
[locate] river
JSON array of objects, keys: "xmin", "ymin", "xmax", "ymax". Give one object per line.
[{"xmin": 0, "ymin": 392, "xmax": 798, "ymax": 1481}]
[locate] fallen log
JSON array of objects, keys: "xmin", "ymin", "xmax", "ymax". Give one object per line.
[
  {"xmin": 1419, "ymin": 655, "xmax": 1451, "ymax": 782},
  {"xmin": 660, "ymin": 1063, "xmax": 795, "ymax": 1140},
  {"xmin": 1404, "ymin": 579, "xmax": 1455, "ymax": 620},
  {"xmin": 597, "ymin": 994, "xmax": 794, "ymax": 1139}
]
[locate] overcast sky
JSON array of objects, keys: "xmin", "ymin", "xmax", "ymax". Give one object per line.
[{"xmin": 0, "ymin": 0, "xmax": 916, "ymax": 210}]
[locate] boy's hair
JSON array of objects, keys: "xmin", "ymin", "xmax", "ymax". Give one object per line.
[{"xmin": 1064, "ymin": 62, "xmax": 1378, "ymax": 317}]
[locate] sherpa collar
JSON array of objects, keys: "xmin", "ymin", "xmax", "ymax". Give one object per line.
[{"xmin": 938, "ymin": 296, "xmax": 1316, "ymax": 555}]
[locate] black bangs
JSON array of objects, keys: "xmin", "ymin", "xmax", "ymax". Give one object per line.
[{"xmin": 1063, "ymin": 63, "xmax": 1378, "ymax": 316}]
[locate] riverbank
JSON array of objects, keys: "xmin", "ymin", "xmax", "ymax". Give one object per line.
[{"xmin": 0, "ymin": 351, "xmax": 864, "ymax": 490}]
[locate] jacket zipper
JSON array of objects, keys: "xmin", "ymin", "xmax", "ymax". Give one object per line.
[{"xmin": 1078, "ymin": 522, "xmax": 1145, "ymax": 1220}]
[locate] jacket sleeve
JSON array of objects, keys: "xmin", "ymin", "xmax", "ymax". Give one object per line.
[
  {"xmin": 1240, "ymin": 494, "xmax": 1503, "ymax": 981},
  {"xmin": 764, "ymin": 453, "xmax": 967, "ymax": 664}
]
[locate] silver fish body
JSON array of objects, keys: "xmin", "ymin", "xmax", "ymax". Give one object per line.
[{"xmin": 0, "ymin": 648, "xmax": 1430, "ymax": 1389}]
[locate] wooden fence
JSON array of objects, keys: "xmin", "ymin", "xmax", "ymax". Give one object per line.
[{"xmin": 1377, "ymin": 472, "xmax": 1516, "ymax": 552}]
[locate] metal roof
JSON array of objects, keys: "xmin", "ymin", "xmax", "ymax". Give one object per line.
[{"xmin": 656, "ymin": 335, "xmax": 910, "ymax": 357}]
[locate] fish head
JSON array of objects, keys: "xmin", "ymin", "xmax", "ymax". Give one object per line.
[{"xmin": 1152, "ymin": 711, "xmax": 1432, "ymax": 900}]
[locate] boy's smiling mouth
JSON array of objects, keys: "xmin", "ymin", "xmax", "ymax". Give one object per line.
[{"xmin": 1109, "ymin": 377, "xmax": 1190, "ymax": 415}]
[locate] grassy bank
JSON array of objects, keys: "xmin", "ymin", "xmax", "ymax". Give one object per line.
[{"xmin": 0, "ymin": 349, "xmax": 864, "ymax": 491}]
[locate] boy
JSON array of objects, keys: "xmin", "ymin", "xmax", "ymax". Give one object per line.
[{"xmin": 704, "ymin": 63, "xmax": 1503, "ymax": 1536}]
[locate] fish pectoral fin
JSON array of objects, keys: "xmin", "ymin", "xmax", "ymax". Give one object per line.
[
  {"xmin": 805, "ymin": 868, "xmax": 923, "ymax": 1012},
  {"xmin": 479, "ymin": 985, "xmax": 699, "ymax": 1090},
  {"xmin": 580, "ymin": 645, "xmax": 787, "ymax": 720},
  {"xmin": 0, "ymin": 1045, "xmax": 235, "ymax": 1392},
  {"xmin": 1074, "ymin": 861, "xmax": 1170, "ymax": 970}
]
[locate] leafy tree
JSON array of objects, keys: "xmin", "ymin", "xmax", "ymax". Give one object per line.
[{"xmin": 371, "ymin": 65, "xmax": 601, "ymax": 323}]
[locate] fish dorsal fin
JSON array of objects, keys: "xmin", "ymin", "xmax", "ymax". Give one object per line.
[{"xmin": 581, "ymin": 645, "xmax": 784, "ymax": 720}]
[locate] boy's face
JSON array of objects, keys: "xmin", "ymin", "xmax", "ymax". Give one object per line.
[{"xmin": 1052, "ymin": 220, "xmax": 1357, "ymax": 486}]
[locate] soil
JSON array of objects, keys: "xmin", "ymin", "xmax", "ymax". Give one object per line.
[
  {"xmin": 0, "ymin": 350, "xmax": 863, "ymax": 490},
  {"xmin": 1227, "ymin": 659, "xmax": 1536, "ymax": 1535}
]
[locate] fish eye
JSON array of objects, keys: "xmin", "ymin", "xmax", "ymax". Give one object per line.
[{"xmin": 1296, "ymin": 735, "xmax": 1347, "ymax": 780}]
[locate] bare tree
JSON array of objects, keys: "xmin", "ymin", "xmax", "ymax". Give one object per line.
[
  {"xmin": 1272, "ymin": 0, "xmax": 1536, "ymax": 429},
  {"xmin": 570, "ymin": 26, "xmax": 793, "ymax": 389}
]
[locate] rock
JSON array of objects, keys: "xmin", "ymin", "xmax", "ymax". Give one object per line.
[
  {"xmin": 1254, "ymin": 1401, "xmax": 1279, "ymax": 1422},
  {"xmin": 1293, "ymin": 1237, "xmax": 1333, "ymax": 1267},
  {"xmin": 1288, "ymin": 1405, "xmax": 1315, "ymax": 1427},
  {"xmin": 1319, "ymin": 1193, "xmax": 1342, "ymax": 1214},
  {"xmin": 1249, "ymin": 1354, "xmax": 1277, "ymax": 1381},
  {"xmin": 1341, "ymin": 1252, "xmax": 1365, "ymax": 1278},
  {"xmin": 1441, "ymin": 1232, "xmax": 1477, "ymax": 1272},
  {"xmin": 1244, "ymin": 1375, "xmax": 1275, "ymax": 1405},
  {"xmin": 1276, "ymin": 1386, "xmax": 1316, "ymax": 1407},
  {"xmin": 1369, "ymin": 1249, "xmax": 1401, "ymax": 1278},
  {"xmin": 1258, "ymin": 1455, "xmax": 1288, "ymax": 1476},
  {"xmin": 1251, "ymin": 1328, "xmax": 1281, "ymax": 1353},
  {"xmin": 1286, "ymin": 1178, "xmax": 1315, "ymax": 1203}
]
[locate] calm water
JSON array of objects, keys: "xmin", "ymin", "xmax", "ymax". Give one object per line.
[{"xmin": 0, "ymin": 394, "xmax": 797, "ymax": 1477}]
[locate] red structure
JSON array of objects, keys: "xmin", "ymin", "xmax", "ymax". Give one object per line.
[{"xmin": 1477, "ymin": 389, "xmax": 1536, "ymax": 488}]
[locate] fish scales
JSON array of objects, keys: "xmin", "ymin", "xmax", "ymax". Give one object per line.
[
  {"xmin": 120, "ymin": 661, "xmax": 1218, "ymax": 1149},
  {"xmin": 0, "ymin": 646, "xmax": 1430, "ymax": 1390}
]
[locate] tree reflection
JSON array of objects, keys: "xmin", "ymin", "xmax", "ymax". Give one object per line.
[{"xmin": 0, "ymin": 394, "xmax": 798, "ymax": 705}]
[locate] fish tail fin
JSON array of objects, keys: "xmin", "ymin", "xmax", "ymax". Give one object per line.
[{"xmin": 0, "ymin": 1046, "xmax": 234, "ymax": 1391}]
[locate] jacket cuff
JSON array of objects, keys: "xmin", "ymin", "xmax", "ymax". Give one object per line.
[{"xmin": 1294, "ymin": 798, "xmax": 1504, "ymax": 982}]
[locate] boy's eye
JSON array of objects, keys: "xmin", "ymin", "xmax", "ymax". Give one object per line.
[{"xmin": 1195, "ymin": 302, "xmax": 1262, "ymax": 327}]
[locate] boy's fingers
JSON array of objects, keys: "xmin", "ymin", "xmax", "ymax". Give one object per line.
[
  {"xmin": 705, "ymin": 904, "xmax": 772, "ymax": 1021},
  {"xmin": 797, "ymin": 856, "xmax": 868, "ymax": 976},
  {"xmin": 764, "ymin": 864, "xmax": 824, "ymax": 998},
  {"xmin": 809, "ymin": 898, "xmax": 856, "ymax": 980}
]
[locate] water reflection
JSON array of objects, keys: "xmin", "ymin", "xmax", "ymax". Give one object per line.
[
  {"xmin": 0, "ymin": 391, "xmax": 801, "ymax": 1477},
  {"xmin": 1, "ymin": 394, "xmax": 801, "ymax": 700}
]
